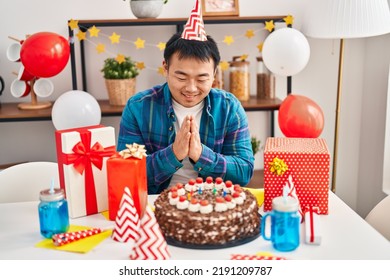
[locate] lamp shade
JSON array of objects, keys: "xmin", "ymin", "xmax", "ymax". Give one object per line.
[{"xmin": 302, "ymin": 0, "xmax": 390, "ymax": 39}]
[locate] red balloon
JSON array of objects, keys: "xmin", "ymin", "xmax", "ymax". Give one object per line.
[
  {"xmin": 278, "ymin": 94, "xmax": 324, "ymax": 138},
  {"xmin": 20, "ymin": 32, "xmax": 70, "ymax": 78}
]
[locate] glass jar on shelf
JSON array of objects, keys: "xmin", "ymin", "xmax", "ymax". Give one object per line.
[
  {"xmin": 229, "ymin": 56, "xmax": 250, "ymax": 101},
  {"xmin": 256, "ymin": 56, "xmax": 275, "ymax": 99},
  {"xmin": 212, "ymin": 64, "xmax": 224, "ymax": 90}
]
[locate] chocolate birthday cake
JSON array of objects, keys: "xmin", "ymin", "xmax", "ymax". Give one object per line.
[{"xmin": 154, "ymin": 177, "xmax": 261, "ymax": 247}]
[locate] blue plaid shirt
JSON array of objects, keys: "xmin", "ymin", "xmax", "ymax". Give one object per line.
[{"xmin": 118, "ymin": 83, "xmax": 254, "ymax": 194}]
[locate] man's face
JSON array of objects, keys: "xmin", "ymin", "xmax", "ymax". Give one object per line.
[{"xmin": 164, "ymin": 52, "xmax": 215, "ymax": 108}]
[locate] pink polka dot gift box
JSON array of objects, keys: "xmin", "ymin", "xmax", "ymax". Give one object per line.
[{"xmin": 263, "ymin": 137, "xmax": 330, "ymax": 214}]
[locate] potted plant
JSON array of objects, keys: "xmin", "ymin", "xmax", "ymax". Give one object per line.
[
  {"xmin": 251, "ymin": 136, "xmax": 261, "ymax": 156},
  {"xmin": 101, "ymin": 56, "xmax": 139, "ymax": 106},
  {"xmin": 126, "ymin": 0, "xmax": 169, "ymax": 19}
]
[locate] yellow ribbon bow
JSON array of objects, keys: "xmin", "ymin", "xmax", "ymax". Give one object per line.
[{"xmin": 269, "ymin": 157, "xmax": 288, "ymax": 176}]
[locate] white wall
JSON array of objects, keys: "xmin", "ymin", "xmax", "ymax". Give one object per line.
[
  {"xmin": 357, "ymin": 36, "xmax": 390, "ymax": 216},
  {"xmin": 0, "ymin": 0, "xmax": 389, "ymax": 218}
]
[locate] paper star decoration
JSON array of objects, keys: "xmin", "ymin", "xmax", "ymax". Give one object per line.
[
  {"xmin": 76, "ymin": 31, "xmax": 86, "ymax": 41},
  {"xmin": 245, "ymin": 29, "xmax": 255, "ymax": 39},
  {"xmin": 158, "ymin": 66, "xmax": 165, "ymax": 76},
  {"xmin": 219, "ymin": 61, "xmax": 229, "ymax": 71},
  {"xmin": 68, "ymin": 19, "xmax": 79, "ymax": 30},
  {"xmin": 284, "ymin": 15, "xmax": 294, "ymax": 26},
  {"xmin": 157, "ymin": 42, "xmax": 166, "ymax": 51},
  {"xmin": 88, "ymin": 25, "xmax": 100, "ymax": 37},
  {"xmin": 136, "ymin": 62, "xmax": 145, "ymax": 70},
  {"xmin": 257, "ymin": 42, "xmax": 264, "ymax": 52},
  {"xmin": 109, "ymin": 32, "xmax": 121, "ymax": 44},
  {"xmin": 134, "ymin": 38, "xmax": 145, "ymax": 49},
  {"xmin": 96, "ymin": 43, "xmax": 105, "ymax": 54},
  {"xmin": 240, "ymin": 54, "xmax": 248, "ymax": 61},
  {"xmin": 116, "ymin": 54, "xmax": 126, "ymax": 64},
  {"xmin": 264, "ymin": 20, "xmax": 275, "ymax": 32},
  {"xmin": 223, "ymin": 35, "xmax": 234, "ymax": 46}
]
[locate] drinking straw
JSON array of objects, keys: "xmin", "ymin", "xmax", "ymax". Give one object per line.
[
  {"xmin": 49, "ymin": 178, "xmax": 55, "ymax": 194},
  {"xmin": 282, "ymin": 185, "xmax": 289, "ymax": 203}
]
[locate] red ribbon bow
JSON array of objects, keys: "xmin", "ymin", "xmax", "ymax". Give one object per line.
[{"xmin": 70, "ymin": 141, "xmax": 108, "ymax": 175}]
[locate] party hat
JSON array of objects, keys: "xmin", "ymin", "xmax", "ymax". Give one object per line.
[
  {"xmin": 181, "ymin": 0, "xmax": 207, "ymax": 41},
  {"xmin": 129, "ymin": 205, "xmax": 170, "ymax": 260},
  {"xmin": 111, "ymin": 187, "xmax": 140, "ymax": 242}
]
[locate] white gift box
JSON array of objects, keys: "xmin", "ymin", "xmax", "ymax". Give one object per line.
[{"xmin": 55, "ymin": 125, "xmax": 116, "ymax": 218}]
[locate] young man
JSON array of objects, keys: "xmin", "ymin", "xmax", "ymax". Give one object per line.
[{"xmin": 117, "ymin": 3, "xmax": 254, "ymax": 194}]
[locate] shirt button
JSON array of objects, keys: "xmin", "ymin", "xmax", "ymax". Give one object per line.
[
  {"xmin": 175, "ymin": 167, "xmax": 179, "ymax": 170},
  {"xmin": 198, "ymin": 167, "xmax": 202, "ymax": 171},
  {"xmin": 169, "ymin": 126, "xmax": 173, "ymax": 131}
]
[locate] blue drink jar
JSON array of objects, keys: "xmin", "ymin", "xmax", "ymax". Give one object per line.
[
  {"xmin": 38, "ymin": 188, "xmax": 69, "ymax": 238},
  {"xmin": 261, "ymin": 196, "xmax": 300, "ymax": 252}
]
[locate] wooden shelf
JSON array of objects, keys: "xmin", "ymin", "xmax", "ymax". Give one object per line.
[
  {"xmin": 0, "ymin": 100, "xmax": 122, "ymax": 122},
  {"xmin": 75, "ymin": 16, "xmax": 289, "ymax": 28},
  {"xmin": 240, "ymin": 96, "xmax": 281, "ymax": 111},
  {"xmin": 0, "ymin": 97, "xmax": 280, "ymax": 122}
]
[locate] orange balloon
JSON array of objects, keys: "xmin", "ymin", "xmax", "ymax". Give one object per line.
[{"xmin": 278, "ymin": 94, "xmax": 324, "ymax": 138}]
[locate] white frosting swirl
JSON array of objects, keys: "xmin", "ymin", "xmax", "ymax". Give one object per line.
[
  {"xmin": 169, "ymin": 196, "xmax": 179, "ymax": 205},
  {"xmin": 184, "ymin": 183, "xmax": 197, "ymax": 192},
  {"xmin": 177, "ymin": 188, "xmax": 186, "ymax": 196},
  {"xmin": 203, "ymin": 182, "xmax": 214, "ymax": 190},
  {"xmin": 226, "ymin": 201, "xmax": 236, "ymax": 209},
  {"xmin": 196, "ymin": 182, "xmax": 204, "ymax": 190},
  {"xmin": 177, "ymin": 200, "xmax": 189, "ymax": 210},
  {"xmin": 200, "ymin": 204, "xmax": 213, "ymax": 214},
  {"xmin": 215, "ymin": 202, "xmax": 228, "ymax": 212},
  {"xmin": 214, "ymin": 182, "xmax": 225, "ymax": 190},
  {"xmin": 188, "ymin": 203, "xmax": 200, "ymax": 212},
  {"xmin": 234, "ymin": 196, "xmax": 244, "ymax": 205}
]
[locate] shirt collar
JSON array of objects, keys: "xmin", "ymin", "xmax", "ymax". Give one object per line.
[{"xmin": 163, "ymin": 82, "xmax": 212, "ymax": 116}]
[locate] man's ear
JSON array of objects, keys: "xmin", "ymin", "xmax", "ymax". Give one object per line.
[{"xmin": 162, "ymin": 60, "xmax": 168, "ymax": 77}]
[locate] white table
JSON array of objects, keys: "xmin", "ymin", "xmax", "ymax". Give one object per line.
[{"xmin": 0, "ymin": 192, "xmax": 389, "ymax": 260}]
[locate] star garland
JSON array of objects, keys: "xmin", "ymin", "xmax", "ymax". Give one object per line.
[{"xmin": 67, "ymin": 15, "xmax": 294, "ymax": 75}]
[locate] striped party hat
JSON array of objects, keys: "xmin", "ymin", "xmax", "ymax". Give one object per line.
[
  {"xmin": 181, "ymin": 0, "xmax": 207, "ymax": 41},
  {"xmin": 129, "ymin": 205, "xmax": 170, "ymax": 260},
  {"xmin": 111, "ymin": 187, "xmax": 140, "ymax": 243}
]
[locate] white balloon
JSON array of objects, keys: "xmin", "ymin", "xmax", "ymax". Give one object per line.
[
  {"xmin": 51, "ymin": 90, "xmax": 101, "ymax": 130},
  {"xmin": 262, "ymin": 28, "xmax": 310, "ymax": 77}
]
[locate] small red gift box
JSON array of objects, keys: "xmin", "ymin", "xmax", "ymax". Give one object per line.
[
  {"xmin": 55, "ymin": 125, "xmax": 116, "ymax": 218},
  {"xmin": 106, "ymin": 143, "xmax": 148, "ymax": 220},
  {"xmin": 263, "ymin": 137, "xmax": 330, "ymax": 214}
]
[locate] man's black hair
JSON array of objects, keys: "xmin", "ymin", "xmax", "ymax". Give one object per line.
[{"xmin": 163, "ymin": 32, "xmax": 221, "ymax": 71}]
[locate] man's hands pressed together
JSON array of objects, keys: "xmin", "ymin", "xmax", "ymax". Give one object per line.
[{"xmin": 172, "ymin": 115, "xmax": 202, "ymax": 163}]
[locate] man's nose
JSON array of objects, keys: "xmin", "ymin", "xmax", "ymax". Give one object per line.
[{"xmin": 185, "ymin": 80, "xmax": 197, "ymax": 92}]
